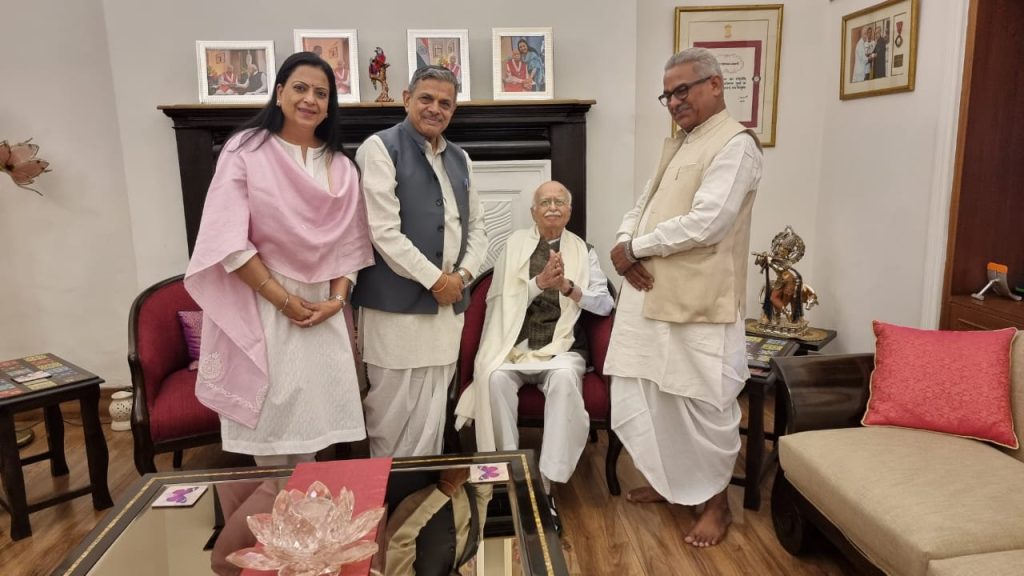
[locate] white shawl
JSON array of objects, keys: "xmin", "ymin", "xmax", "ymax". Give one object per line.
[{"xmin": 454, "ymin": 226, "xmax": 590, "ymax": 451}]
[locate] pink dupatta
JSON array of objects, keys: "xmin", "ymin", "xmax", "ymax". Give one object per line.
[{"xmin": 185, "ymin": 131, "xmax": 374, "ymax": 428}]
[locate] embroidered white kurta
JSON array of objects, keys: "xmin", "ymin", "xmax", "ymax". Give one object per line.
[
  {"xmin": 219, "ymin": 138, "xmax": 366, "ymax": 456},
  {"xmin": 606, "ymin": 131, "xmax": 763, "ymax": 505}
]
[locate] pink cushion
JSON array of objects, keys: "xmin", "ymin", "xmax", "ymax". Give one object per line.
[
  {"xmin": 177, "ymin": 311, "xmax": 203, "ymax": 370},
  {"xmin": 862, "ymin": 320, "xmax": 1019, "ymax": 449}
]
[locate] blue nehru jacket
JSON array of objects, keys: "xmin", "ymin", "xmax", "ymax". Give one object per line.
[{"xmin": 352, "ymin": 119, "xmax": 472, "ymax": 315}]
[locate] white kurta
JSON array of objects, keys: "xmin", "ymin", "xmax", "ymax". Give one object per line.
[
  {"xmin": 355, "ymin": 133, "xmax": 487, "ymax": 457},
  {"xmin": 355, "ymin": 135, "xmax": 487, "ymax": 369},
  {"xmin": 219, "ymin": 138, "xmax": 366, "ymax": 456},
  {"xmin": 606, "ymin": 131, "xmax": 763, "ymax": 505}
]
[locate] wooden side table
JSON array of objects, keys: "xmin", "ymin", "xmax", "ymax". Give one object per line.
[
  {"xmin": 0, "ymin": 355, "xmax": 113, "ymax": 540},
  {"xmin": 731, "ymin": 326, "xmax": 838, "ymax": 510},
  {"xmin": 732, "ymin": 337, "xmax": 799, "ymax": 510}
]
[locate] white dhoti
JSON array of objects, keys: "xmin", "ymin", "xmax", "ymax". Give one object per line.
[
  {"xmin": 488, "ymin": 352, "xmax": 589, "ymax": 483},
  {"xmin": 612, "ymin": 377, "xmax": 741, "ymax": 505},
  {"xmin": 606, "ymin": 280, "xmax": 748, "ymax": 505},
  {"xmin": 364, "ymin": 363, "xmax": 454, "ymax": 457}
]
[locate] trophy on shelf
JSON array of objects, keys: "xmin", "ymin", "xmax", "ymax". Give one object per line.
[{"xmin": 747, "ymin": 226, "xmax": 828, "ymax": 341}]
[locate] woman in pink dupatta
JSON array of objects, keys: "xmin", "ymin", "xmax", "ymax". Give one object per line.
[{"xmin": 185, "ymin": 52, "xmax": 374, "ymax": 467}]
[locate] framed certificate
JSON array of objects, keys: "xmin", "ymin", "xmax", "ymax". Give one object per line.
[{"xmin": 674, "ymin": 5, "xmax": 783, "ymax": 146}]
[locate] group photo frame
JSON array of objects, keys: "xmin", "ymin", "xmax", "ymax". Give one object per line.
[
  {"xmin": 674, "ymin": 5, "xmax": 783, "ymax": 146},
  {"xmin": 840, "ymin": 0, "xmax": 918, "ymax": 100},
  {"xmin": 293, "ymin": 29, "xmax": 360, "ymax": 103},
  {"xmin": 196, "ymin": 40, "xmax": 276, "ymax": 105},
  {"xmin": 407, "ymin": 29, "xmax": 471, "ymax": 101},
  {"xmin": 492, "ymin": 27, "xmax": 554, "ymax": 100}
]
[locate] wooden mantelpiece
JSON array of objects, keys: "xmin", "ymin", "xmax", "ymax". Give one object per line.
[{"xmin": 160, "ymin": 100, "xmax": 595, "ymax": 254}]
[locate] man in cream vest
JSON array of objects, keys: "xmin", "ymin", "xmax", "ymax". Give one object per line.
[
  {"xmin": 605, "ymin": 47, "xmax": 763, "ymax": 547},
  {"xmin": 455, "ymin": 181, "xmax": 613, "ymax": 524}
]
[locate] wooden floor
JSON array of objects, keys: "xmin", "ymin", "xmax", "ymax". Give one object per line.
[{"xmin": 0, "ymin": 395, "xmax": 859, "ymax": 576}]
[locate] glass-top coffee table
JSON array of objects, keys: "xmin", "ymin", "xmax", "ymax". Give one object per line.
[{"xmin": 54, "ymin": 450, "xmax": 566, "ymax": 576}]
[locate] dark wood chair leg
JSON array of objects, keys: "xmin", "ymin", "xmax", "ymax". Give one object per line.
[
  {"xmin": 606, "ymin": 430, "xmax": 623, "ymax": 496},
  {"xmin": 80, "ymin": 388, "xmax": 113, "ymax": 509},
  {"xmin": 42, "ymin": 404, "xmax": 69, "ymax": 476},
  {"xmin": 172, "ymin": 450, "xmax": 183, "ymax": 469},
  {"xmin": 0, "ymin": 410, "xmax": 32, "ymax": 539},
  {"xmin": 134, "ymin": 447, "xmax": 157, "ymax": 475}
]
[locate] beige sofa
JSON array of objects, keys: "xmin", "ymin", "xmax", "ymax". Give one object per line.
[{"xmin": 770, "ymin": 335, "xmax": 1024, "ymax": 576}]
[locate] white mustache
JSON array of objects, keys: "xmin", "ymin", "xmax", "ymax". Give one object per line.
[{"xmin": 544, "ymin": 210, "xmax": 561, "ymax": 217}]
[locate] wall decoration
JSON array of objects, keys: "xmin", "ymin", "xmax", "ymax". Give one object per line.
[
  {"xmin": 293, "ymin": 29, "xmax": 360, "ymax": 103},
  {"xmin": 675, "ymin": 5, "xmax": 783, "ymax": 146},
  {"xmin": 0, "ymin": 139, "xmax": 50, "ymax": 196},
  {"xmin": 407, "ymin": 29, "xmax": 470, "ymax": 101},
  {"xmin": 840, "ymin": 0, "xmax": 918, "ymax": 100},
  {"xmin": 368, "ymin": 47, "xmax": 394, "ymax": 103},
  {"xmin": 492, "ymin": 27, "xmax": 554, "ymax": 100},
  {"xmin": 196, "ymin": 40, "xmax": 276, "ymax": 105}
]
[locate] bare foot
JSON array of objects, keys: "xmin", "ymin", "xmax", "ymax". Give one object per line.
[
  {"xmin": 684, "ymin": 490, "xmax": 732, "ymax": 547},
  {"xmin": 626, "ymin": 486, "xmax": 666, "ymax": 503}
]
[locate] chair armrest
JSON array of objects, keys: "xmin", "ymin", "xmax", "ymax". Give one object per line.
[{"xmin": 773, "ymin": 353, "xmax": 875, "ymax": 434}]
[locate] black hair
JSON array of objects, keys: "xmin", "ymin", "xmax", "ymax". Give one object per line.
[{"xmin": 233, "ymin": 51, "xmax": 347, "ymax": 158}]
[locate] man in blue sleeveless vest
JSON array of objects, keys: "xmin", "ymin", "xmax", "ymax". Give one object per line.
[{"xmin": 353, "ymin": 65, "xmax": 487, "ymax": 458}]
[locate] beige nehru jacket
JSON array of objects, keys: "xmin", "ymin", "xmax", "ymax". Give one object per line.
[{"xmin": 635, "ymin": 109, "xmax": 761, "ymax": 324}]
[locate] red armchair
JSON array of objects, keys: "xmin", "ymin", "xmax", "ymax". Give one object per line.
[
  {"xmin": 452, "ymin": 269, "xmax": 623, "ymax": 495},
  {"xmin": 127, "ymin": 274, "xmax": 220, "ymax": 474}
]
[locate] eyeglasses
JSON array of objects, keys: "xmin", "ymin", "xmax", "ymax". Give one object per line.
[
  {"xmin": 536, "ymin": 198, "xmax": 569, "ymax": 208},
  {"xmin": 657, "ymin": 76, "xmax": 712, "ymax": 106}
]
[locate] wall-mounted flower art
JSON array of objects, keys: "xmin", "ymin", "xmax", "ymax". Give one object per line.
[{"xmin": 1, "ymin": 139, "xmax": 51, "ymax": 195}]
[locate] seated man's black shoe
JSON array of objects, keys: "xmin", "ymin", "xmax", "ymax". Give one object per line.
[{"xmin": 547, "ymin": 493, "xmax": 562, "ymax": 536}]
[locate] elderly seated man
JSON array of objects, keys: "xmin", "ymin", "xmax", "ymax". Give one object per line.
[{"xmin": 456, "ymin": 180, "xmax": 614, "ymax": 518}]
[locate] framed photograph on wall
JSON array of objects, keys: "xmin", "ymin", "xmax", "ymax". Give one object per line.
[
  {"xmin": 492, "ymin": 28, "xmax": 554, "ymax": 100},
  {"xmin": 293, "ymin": 29, "xmax": 360, "ymax": 103},
  {"xmin": 196, "ymin": 40, "xmax": 276, "ymax": 105},
  {"xmin": 675, "ymin": 5, "xmax": 783, "ymax": 146},
  {"xmin": 407, "ymin": 29, "xmax": 470, "ymax": 101},
  {"xmin": 840, "ymin": 0, "xmax": 918, "ymax": 100}
]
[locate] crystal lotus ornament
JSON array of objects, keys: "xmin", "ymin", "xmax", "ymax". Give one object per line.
[{"xmin": 226, "ymin": 481, "xmax": 385, "ymax": 576}]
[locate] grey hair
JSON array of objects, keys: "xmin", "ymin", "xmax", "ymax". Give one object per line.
[
  {"xmin": 408, "ymin": 65, "xmax": 460, "ymax": 93},
  {"xmin": 664, "ymin": 47, "xmax": 722, "ymax": 78},
  {"xmin": 532, "ymin": 183, "xmax": 573, "ymax": 206}
]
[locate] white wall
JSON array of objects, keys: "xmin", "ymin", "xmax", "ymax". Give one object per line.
[
  {"xmin": 101, "ymin": 0, "xmax": 638, "ymax": 287},
  {"xmin": 0, "ymin": 0, "xmax": 137, "ymax": 386},
  {"xmin": 0, "ymin": 0, "xmax": 973, "ymax": 382},
  {"xmin": 635, "ymin": 1, "xmax": 829, "ymax": 321},
  {"xmin": 812, "ymin": 0, "xmax": 969, "ymax": 352}
]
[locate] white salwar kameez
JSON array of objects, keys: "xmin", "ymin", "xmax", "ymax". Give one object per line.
[
  {"xmin": 606, "ymin": 132, "xmax": 762, "ymax": 505},
  {"xmin": 219, "ymin": 138, "xmax": 365, "ymax": 457},
  {"xmin": 356, "ymin": 134, "xmax": 487, "ymax": 458}
]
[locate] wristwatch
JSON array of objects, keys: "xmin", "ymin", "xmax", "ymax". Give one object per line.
[
  {"xmin": 456, "ymin": 268, "xmax": 472, "ymax": 285},
  {"xmin": 328, "ymin": 293, "xmax": 346, "ymax": 306},
  {"xmin": 561, "ymin": 279, "xmax": 575, "ymax": 297}
]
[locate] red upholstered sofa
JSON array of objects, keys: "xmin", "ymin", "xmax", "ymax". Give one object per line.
[
  {"xmin": 451, "ymin": 269, "xmax": 623, "ymax": 495},
  {"xmin": 127, "ymin": 274, "xmax": 220, "ymax": 474}
]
